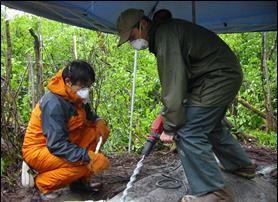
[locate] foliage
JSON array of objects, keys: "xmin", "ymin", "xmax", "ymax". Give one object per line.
[
  {"xmin": 1, "ymin": 155, "xmax": 14, "ymax": 177},
  {"xmin": 1, "ymin": 11, "xmax": 277, "ymax": 162},
  {"xmin": 246, "ymin": 130, "xmax": 277, "ymax": 149},
  {"xmin": 1, "ymin": 157, "xmax": 6, "ymax": 176},
  {"xmin": 220, "ymin": 33, "xmax": 277, "ymax": 131}
]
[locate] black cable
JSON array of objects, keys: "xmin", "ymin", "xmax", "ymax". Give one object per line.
[
  {"xmin": 155, "ymin": 161, "xmax": 189, "ymax": 194},
  {"xmin": 155, "ymin": 173, "xmax": 182, "ymax": 189}
]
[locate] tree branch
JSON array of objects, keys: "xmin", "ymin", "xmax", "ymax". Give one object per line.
[
  {"xmin": 267, "ymin": 33, "xmax": 277, "ymax": 61},
  {"xmin": 237, "ymin": 97, "xmax": 266, "ymax": 119}
]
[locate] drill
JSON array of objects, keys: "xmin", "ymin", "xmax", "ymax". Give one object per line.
[{"xmin": 142, "ymin": 114, "xmax": 164, "ymax": 156}]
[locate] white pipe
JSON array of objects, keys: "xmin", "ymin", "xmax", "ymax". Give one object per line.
[
  {"xmin": 128, "ymin": 50, "xmax": 138, "ymax": 153},
  {"xmin": 73, "ymin": 35, "xmax": 77, "ymax": 59}
]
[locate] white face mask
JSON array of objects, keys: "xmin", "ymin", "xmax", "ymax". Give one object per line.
[
  {"xmin": 131, "ymin": 38, "xmax": 149, "ymax": 50},
  {"xmin": 76, "ymin": 88, "xmax": 90, "ymax": 100}
]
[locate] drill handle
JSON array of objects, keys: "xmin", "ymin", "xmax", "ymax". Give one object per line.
[
  {"xmin": 151, "ymin": 114, "xmax": 164, "ymax": 134},
  {"xmin": 142, "ymin": 133, "xmax": 160, "ymax": 156},
  {"xmin": 142, "ymin": 114, "xmax": 164, "ymax": 157},
  {"xmin": 142, "ymin": 140, "xmax": 154, "ymax": 156}
]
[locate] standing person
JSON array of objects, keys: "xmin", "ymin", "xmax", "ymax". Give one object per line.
[
  {"xmin": 116, "ymin": 9, "xmax": 256, "ymax": 202},
  {"xmin": 22, "ymin": 60, "xmax": 110, "ymax": 200}
]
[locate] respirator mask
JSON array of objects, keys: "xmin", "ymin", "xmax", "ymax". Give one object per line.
[
  {"xmin": 76, "ymin": 88, "xmax": 90, "ymax": 103},
  {"xmin": 130, "ymin": 23, "xmax": 149, "ymax": 50}
]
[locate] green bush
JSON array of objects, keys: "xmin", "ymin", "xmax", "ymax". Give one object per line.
[{"xmin": 246, "ymin": 130, "xmax": 277, "ymax": 149}]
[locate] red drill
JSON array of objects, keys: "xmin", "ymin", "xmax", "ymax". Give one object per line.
[{"xmin": 142, "ymin": 114, "xmax": 164, "ymax": 156}]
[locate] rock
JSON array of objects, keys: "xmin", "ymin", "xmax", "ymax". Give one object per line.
[
  {"xmin": 44, "ymin": 164, "xmax": 277, "ymax": 202},
  {"xmin": 223, "ymin": 172, "xmax": 277, "ymax": 202},
  {"xmin": 256, "ymin": 164, "xmax": 277, "ymax": 186},
  {"xmin": 107, "ymin": 166, "xmax": 277, "ymax": 202}
]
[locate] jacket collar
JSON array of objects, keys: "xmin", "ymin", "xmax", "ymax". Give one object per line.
[{"xmin": 47, "ymin": 68, "xmax": 83, "ymax": 104}]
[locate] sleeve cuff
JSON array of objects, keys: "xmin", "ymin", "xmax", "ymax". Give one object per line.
[
  {"xmin": 83, "ymin": 151, "xmax": 90, "ymax": 163},
  {"xmin": 163, "ymin": 124, "xmax": 176, "ymax": 135},
  {"xmin": 163, "ymin": 130, "xmax": 176, "ymax": 136}
]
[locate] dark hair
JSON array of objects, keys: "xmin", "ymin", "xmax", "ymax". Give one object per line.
[
  {"xmin": 62, "ymin": 60, "xmax": 95, "ymax": 86},
  {"xmin": 153, "ymin": 9, "xmax": 172, "ymax": 24}
]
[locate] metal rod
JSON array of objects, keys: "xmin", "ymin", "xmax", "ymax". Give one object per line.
[
  {"xmin": 128, "ymin": 50, "xmax": 138, "ymax": 153},
  {"xmin": 73, "ymin": 35, "xmax": 77, "ymax": 59}
]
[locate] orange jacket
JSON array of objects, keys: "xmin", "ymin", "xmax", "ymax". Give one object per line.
[{"xmin": 22, "ymin": 69, "xmax": 107, "ymax": 164}]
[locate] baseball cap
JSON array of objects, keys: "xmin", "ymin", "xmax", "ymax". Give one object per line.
[{"xmin": 116, "ymin": 8, "xmax": 144, "ymax": 47}]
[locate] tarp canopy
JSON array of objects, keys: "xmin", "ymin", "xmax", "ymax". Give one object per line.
[{"xmin": 1, "ymin": 1, "xmax": 277, "ymax": 34}]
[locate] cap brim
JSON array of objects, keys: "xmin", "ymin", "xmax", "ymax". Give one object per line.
[{"xmin": 117, "ymin": 29, "xmax": 132, "ymax": 47}]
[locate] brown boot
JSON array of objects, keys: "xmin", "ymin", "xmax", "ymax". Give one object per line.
[
  {"xmin": 220, "ymin": 164, "xmax": 256, "ymax": 179},
  {"xmin": 181, "ymin": 187, "xmax": 234, "ymax": 202}
]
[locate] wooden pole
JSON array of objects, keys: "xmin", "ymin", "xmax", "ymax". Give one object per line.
[
  {"xmin": 4, "ymin": 20, "xmax": 12, "ymax": 95},
  {"xmin": 29, "ymin": 28, "xmax": 44, "ymax": 103},
  {"xmin": 28, "ymin": 54, "xmax": 36, "ymax": 109}
]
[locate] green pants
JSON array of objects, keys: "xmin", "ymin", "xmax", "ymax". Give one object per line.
[{"xmin": 176, "ymin": 106, "xmax": 252, "ymax": 195}]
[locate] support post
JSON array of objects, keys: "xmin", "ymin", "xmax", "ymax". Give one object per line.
[
  {"xmin": 128, "ymin": 50, "xmax": 138, "ymax": 153},
  {"xmin": 73, "ymin": 35, "xmax": 78, "ymax": 59}
]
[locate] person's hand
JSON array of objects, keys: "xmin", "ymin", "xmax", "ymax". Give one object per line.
[
  {"xmin": 160, "ymin": 131, "xmax": 174, "ymax": 143},
  {"xmin": 96, "ymin": 119, "xmax": 110, "ymax": 145},
  {"xmin": 87, "ymin": 151, "xmax": 110, "ymax": 174}
]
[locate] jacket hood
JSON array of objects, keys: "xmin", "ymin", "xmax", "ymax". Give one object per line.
[{"xmin": 47, "ymin": 68, "xmax": 83, "ymax": 104}]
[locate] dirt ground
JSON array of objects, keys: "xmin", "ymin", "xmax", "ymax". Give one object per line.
[{"xmin": 1, "ymin": 143, "xmax": 277, "ymax": 202}]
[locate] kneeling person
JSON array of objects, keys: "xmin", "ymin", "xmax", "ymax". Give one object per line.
[{"xmin": 22, "ymin": 60, "xmax": 110, "ymax": 199}]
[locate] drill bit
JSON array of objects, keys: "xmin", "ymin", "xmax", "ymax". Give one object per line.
[{"xmin": 121, "ymin": 155, "xmax": 146, "ymax": 202}]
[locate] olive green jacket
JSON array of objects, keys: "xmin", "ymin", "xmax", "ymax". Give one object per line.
[{"xmin": 148, "ymin": 19, "xmax": 243, "ymax": 134}]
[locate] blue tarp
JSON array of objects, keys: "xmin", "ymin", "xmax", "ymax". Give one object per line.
[{"xmin": 1, "ymin": 1, "xmax": 277, "ymax": 34}]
